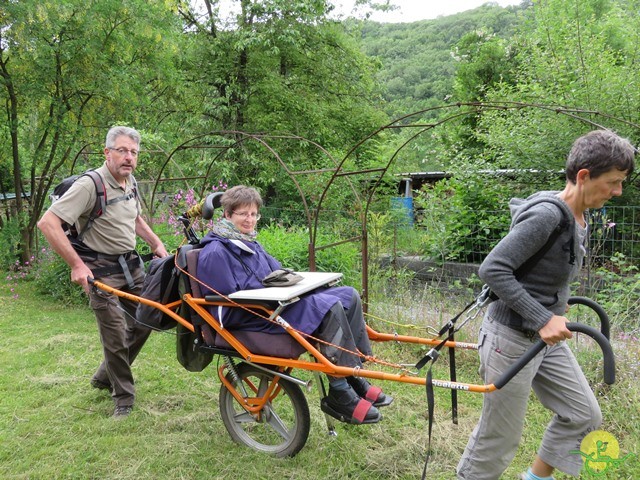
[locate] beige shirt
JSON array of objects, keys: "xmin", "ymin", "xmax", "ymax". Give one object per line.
[{"xmin": 50, "ymin": 164, "xmax": 140, "ymax": 255}]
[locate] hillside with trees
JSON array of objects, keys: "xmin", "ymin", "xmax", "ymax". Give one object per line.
[
  {"xmin": 355, "ymin": 2, "xmax": 527, "ymax": 119},
  {"xmin": 352, "ymin": 0, "xmax": 640, "ymax": 194}
]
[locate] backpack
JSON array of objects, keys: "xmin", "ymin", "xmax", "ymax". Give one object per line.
[
  {"xmin": 50, "ymin": 169, "xmax": 137, "ymax": 242},
  {"xmin": 135, "ymin": 253, "xmax": 181, "ymax": 330},
  {"xmin": 135, "ymin": 244, "xmax": 214, "ymax": 371}
]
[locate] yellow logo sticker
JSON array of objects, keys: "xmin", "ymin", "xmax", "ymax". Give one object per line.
[{"xmin": 571, "ymin": 430, "xmax": 635, "ymax": 475}]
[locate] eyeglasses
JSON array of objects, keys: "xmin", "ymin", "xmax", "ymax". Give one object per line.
[
  {"xmin": 109, "ymin": 147, "xmax": 139, "ymax": 158},
  {"xmin": 232, "ymin": 211, "xmax": 261, "ymax": 220}
]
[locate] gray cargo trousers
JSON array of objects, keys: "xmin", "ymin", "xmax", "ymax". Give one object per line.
[{"xmin": 456, "ymin": 315, "xmax": 601, "ymax": 479}]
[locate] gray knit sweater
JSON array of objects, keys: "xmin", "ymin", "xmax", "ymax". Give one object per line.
[{"xmin": 479, "ymin": 191, "xmax": 585, "ymax": 332}]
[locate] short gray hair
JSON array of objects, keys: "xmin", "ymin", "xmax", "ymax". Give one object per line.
[{"xmin": 105, "ymin": 126, "xmax": 141, "ymax": 149}]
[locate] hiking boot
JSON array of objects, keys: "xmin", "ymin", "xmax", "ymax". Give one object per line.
[
  {"xmin": 347, "ymin": 376, "xmax": 393, "ymax": 407},
  {"xmin": 321, "ymin": 386, "xmax": 381, "ymax": 425},
  {"xmin": 90, "ymin": 378, "xmax": 112, "ymax": 391},
  {"xmin": 113, "ymin": 405, "xmax": 133, "ymax": 418}
]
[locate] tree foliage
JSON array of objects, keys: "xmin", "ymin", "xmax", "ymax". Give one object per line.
[
  {"xmin": 355, "ymin": 2, "xmax": 526, "ymax": 171},
  {"xmin": 0, "ymin": 0, "xmax": 183, "ymax": 261},
  {"xmin": 473, "ymin": 0, "xmax": 640, "ymax": 204},
  {"xmin": 1, "ymin": 0, "xmax": 389, "ymax": 263},
  {"xmin": 357, "ymin": 3, "xmax": 525, "ymax": 118},
  {"xmin": 174, "ymin": 0, "xmax": 388, "ymax": 209}
]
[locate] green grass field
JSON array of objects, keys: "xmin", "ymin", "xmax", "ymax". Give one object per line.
[{"xmin": 1, "ymin": 279, "xmax": 638, "ymax": 479}]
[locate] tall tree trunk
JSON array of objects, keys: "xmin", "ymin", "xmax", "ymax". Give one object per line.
[{"xmin": 0, "ymin": 44, "xmax": 29, "ymax": 262}]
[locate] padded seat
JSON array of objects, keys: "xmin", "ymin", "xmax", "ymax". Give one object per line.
[
  {"xmin": 213, "ymin": 331, "xmax": 306, "ymax": 359},
  {"xmin": 184, "ymin": 247, "xmax": 306, "ymax": 359}
]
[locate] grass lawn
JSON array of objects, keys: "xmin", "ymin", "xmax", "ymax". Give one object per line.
[{"xmin": 1, "ymin": 278, "xmax": 638, "ymax": 479}]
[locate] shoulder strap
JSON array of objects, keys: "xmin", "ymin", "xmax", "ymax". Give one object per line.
[
  {"xmin": 481, "ymin": 198, "xmax": 574, "ymax": 305},
  {"xmin": 77, "ymin": 170, "xmax": 107, "ymax": 242},
  {"xmin": 514, "ymin": 198, "xmax": 573, "ymax": 279},
  {"xmin": 130, "ymin": 174, "xmax": 138, "ymax": 198},
  {"xmin": 105, "ymin": 174, "xmax": 138, "ymax": 206}
]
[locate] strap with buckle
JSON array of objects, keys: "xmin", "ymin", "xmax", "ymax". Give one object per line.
[{"xmin": 90, "ymin": 252, "xmax": 142, "ymax": 289}]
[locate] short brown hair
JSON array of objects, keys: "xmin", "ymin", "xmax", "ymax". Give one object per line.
[{"xmin": 220, "ymin": 185, "xmax": 263, "ymax": 216}]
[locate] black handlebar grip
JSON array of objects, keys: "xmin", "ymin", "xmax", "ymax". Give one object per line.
[{"xmin": 494, "ymin": 322, "xmax": 615, "ymax": 389}]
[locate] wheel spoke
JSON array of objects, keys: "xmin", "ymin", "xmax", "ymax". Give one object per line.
[
  {"xmin": 232, "ymin": 411, "xmax": 257, "ymax": 424},
  {"xmin": 263, "ymin": 403, "xmax": 292, "ymax": 440},
  {"xmin": 257, "ymin": 376, "xmax": 269, "ymax": 393}
]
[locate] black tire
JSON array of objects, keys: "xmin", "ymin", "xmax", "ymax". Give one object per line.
[
  {"xmin": 567, "ymin": 296, "xmax": 611, "ymax": 340},
  {"xmin": 219, "ymin": 362, "xmax": 310, "ymax": 457}
]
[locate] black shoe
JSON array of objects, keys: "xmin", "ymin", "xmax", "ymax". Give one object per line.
[
  {"xmin": 113, "ymin": 405, "xmax": 133, "ymax": 418},
  {"xmin": 321, "ymin": 386, "xmax": 381, "ymax": 425},
  {"xmin": 91, "ymin": 378, "xmax": 112, "ymax": 391},
  {"xmin": 347, "ymin": 376, "xmax": 393, "ymax": 407}
]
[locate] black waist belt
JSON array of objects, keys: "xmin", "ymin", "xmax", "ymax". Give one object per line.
[
  {"xmin": 490, "ymin": 299, "xmax": 540, "ymax": 340},
  {"xmin": 90, "ymin": 252, "xmax": 142, "ymax": 289},
  {"xmin": 93, "ymin": 250, "xmax": 137, "ymax": 262},
  {"xmin": 506, "ymin": 322, "xmax": 538, "ymax": 340}
]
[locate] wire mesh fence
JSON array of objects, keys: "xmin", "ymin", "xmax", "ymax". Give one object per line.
[
  {"xmin": 259, "ymin": 204, "xmax": 638, "ymax": 297},
  {"xmin": 386, "ymin": 205, "xmax": 640, "ymax": 298}
]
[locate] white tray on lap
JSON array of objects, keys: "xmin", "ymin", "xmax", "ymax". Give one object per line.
[{"xmin": 228, "ymin": 272, "xmax": 343, "ymax": 302}]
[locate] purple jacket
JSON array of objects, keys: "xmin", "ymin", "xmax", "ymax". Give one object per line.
[{"xmin": 197, "ymin": 232, "xmax": 353, "ymax": 334}]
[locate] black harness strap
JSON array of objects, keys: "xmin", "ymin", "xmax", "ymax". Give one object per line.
[
  {"xmin": 105, "ymin": 191, "xmax": 136, "ymax": 206},
  {"xmin": 448, "ymin": 326, "xmax": 458, "ymax": 424},
  {"xmin": 415, "ymin": 296, "xmax": 476, "ymax": 371},
  {"xmin": 415, "ymin": 297, "xmax": 477, "ymax": 478},
  {"xmin": 118, "ymin": 254, "xmax": 136, "ymax": 289},
  {"xmin": 421, "ymin": 368, "xmax": 436, "ymax": 480},
  {"xmin": 76, "ymin": 170, "xmax": 106, "ymax": 242},
  {"xmin": 90, "ymin": 255, "xmax": 142, "ymax": 290}
]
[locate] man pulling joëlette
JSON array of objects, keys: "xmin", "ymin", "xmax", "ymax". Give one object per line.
[{"xmin": 38, "ymin": 126, "xmax": 168, "ymax": 418}]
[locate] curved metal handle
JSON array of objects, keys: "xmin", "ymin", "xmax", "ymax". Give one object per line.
[
  {"xmin": 568, "ymin": 296, "xmax": 610, "ymax": 340},
  {"xmin": 494, "ymin": 322, "xmax": 615, "ymax": 389}
]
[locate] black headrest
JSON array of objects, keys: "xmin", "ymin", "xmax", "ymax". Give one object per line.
[{"xmin": 201, "ymin": 192, "xmax": 223, "ymax": 220}]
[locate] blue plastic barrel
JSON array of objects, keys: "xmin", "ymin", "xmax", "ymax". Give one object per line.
[{"xmin": 390, "ymin": 196, "xmax": 414, "ymax": 227}]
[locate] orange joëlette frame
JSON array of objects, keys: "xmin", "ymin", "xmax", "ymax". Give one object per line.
[
  {"xmin": 90, "ymin": 280, "xmax": 616, "ymax": 394},
  {"xmin": 90, "ymin": 279, "xmax": 500, "ymax": 394}
]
